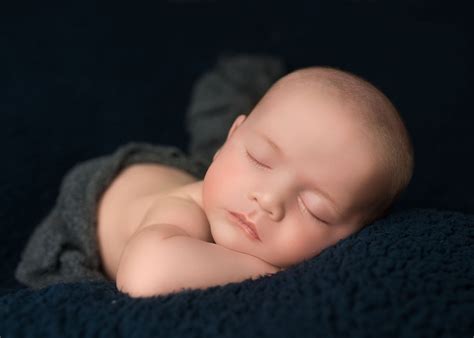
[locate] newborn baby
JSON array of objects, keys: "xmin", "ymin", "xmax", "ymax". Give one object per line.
[{"xmin": 97, "ymin": 66, "xmax": 414, "ymax": 297}]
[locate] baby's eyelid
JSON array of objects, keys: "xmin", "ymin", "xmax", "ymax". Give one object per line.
[
  {"xmin": 246, "ymin": 148, "xmax": 328, "ymax": 224},
  {"xmin": 245, "ymin": 150, "xmax": 270, "ymax": 170},
  {"xmin": 298, "ymin": 196, "xmax": 328, "ymax": 224}
]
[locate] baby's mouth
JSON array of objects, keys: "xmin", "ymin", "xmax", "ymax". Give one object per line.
[{"xmin": 228, "ymin": 211, "xmax": 261, "ymax": 241}]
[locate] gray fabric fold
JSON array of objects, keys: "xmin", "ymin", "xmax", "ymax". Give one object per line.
[
  {"xmin": 185, "ymin": 52, "xmax": 286, "ymax": 165},
  {"xmin": 15, "ymin": 142, "xmax": 209, "ymax": 289}
]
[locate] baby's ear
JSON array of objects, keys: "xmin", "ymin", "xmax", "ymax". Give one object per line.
[
  {"xmin": 227, "ymin": 114, "xmax": 247, "ymax": 140},
  {"xmin": 213, "ymin": 147, "xmax": 221, "ymax": 161}
]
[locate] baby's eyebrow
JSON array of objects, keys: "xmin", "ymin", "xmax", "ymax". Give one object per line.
[{"xmin": 255, "ymin": 131, "xmax": 342, "ymax": 218}]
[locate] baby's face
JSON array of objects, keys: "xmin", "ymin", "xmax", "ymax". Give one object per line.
[{"xmin": 202, "ymin": 83, "xmax": 387, "ymax": 269}]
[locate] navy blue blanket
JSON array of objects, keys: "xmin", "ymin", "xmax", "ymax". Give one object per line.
[{"xmin": 1, "ymin": 208, "xmax": 473, "ymax": 337}]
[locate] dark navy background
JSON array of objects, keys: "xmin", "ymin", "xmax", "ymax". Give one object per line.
[{"xmin": 0, "ymin": 1, "xmax": 472, "ymax": 292}]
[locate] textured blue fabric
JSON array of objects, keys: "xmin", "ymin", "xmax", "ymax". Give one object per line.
[{"xmin": 1, "ymin": 208, "xmax": 473, "ymax": 337}]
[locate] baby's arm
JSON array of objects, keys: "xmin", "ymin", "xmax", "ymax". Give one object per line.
[{"xmin": 116, "ymin": 223, "xmax": 279, "ymax": 298}]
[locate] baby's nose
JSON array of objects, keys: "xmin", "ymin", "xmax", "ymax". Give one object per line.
[{"xmin": 249, "ymin": 191, "xmax": 285, "ymax": 221}]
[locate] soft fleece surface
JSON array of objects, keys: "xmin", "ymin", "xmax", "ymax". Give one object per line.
[{"xmin": 2, "ymin": 208, "xmax": 473, "ymax": 337}]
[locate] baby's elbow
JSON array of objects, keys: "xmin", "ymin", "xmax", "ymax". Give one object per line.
[
  {"xmin": 115, "ymin": 238, "xmax": 171, "ymax": 298},
  {"xmin": 115, "ymin": 262, "xmax": 145, "ymax": 298},
  {"xmin": 116, "ymin": 269, "xmax": 141, "ymax": 298},
  {"xmin": 117, "ymin": 280, "xmax": 151, "ymax": 298},
  {"xmin": 116, "ymin": 265, "xmax": 169, "ymax": 298}
]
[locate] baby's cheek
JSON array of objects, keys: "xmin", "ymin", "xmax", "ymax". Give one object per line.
[
  {"xmin": 202, "ymin": 165, "xmax": 222, "ymax": 210},
  {"xmin": 206, "ymin": 160, "xmax": 236, "ymax": 191},
  {"xmin": 203, "ymin": 152, "xmax": 244, "ymax": 207},
  {"xmin": 266, "ymin": 225, "xmax": 336, "ymax": 268},
  {"xmin": 217, "ymin": 151, "xmax": 249, "ymax": 185}
]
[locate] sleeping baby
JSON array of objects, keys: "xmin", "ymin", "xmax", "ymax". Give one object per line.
[{"xmin": 96, "ymin": 66, "xmax": 414, "ymax": 297}]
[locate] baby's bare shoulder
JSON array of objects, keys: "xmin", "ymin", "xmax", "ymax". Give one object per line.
[{"xmin": 134, "ymin": 187, "xmax": 212, "ymax": 243}]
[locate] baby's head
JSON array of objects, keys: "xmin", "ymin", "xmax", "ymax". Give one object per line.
[{"xmin": 201, "ymin": 66, "xmax": 414, "ymax": 269}]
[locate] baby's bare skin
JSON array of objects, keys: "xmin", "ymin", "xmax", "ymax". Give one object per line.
[
  {"xmin": 96, "ymin": 163, "xmax": 201, "ymax": 281},
  {"xmin": 97, "ymin": 67, "xmax": 398, "ymax": 297},
  {"xmin": 97, "ymin": 164, "xmax": 279, "ymax": 296},
  {"xmin": 97, "ymin": 163, "xmax": 279, "ymax": 297}
]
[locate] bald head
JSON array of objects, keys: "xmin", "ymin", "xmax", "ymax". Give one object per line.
[
  {"xmin": 249, "ymin": 65, "xmax": 415, "ymax": 224},
  {"xmin": 265, "ymin": 66, "xmax": 401, "ymax": 130}
]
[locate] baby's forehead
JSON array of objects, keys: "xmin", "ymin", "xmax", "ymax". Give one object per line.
[
  {"xmin": 263, "ymin": 88, "xmax": 362, "ymax": 123},
  {"xmin": 253, "ymin": 112, "xmax": 379, "ymax": 167},
  {"xmin": 255, "ymin": 104, "xmax": 363, "ymax": 142},
  {"xmin": 249, "ymin": 86, "xmax": 371, "ymax": 148}
]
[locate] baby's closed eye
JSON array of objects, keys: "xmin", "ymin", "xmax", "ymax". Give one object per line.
[{"xmin": 245, "ymin": 148, "xmax": 330, "ymax": 225}]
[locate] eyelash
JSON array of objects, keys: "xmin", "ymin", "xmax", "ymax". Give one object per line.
[
  {"xmin": 245, "ymin": 149, "xmax": 328, "ymax": 224},
  {"xmin": 245, "ymin": 150, "xmax": 270, "ymax": 170},
  {"xmin": 298, "ymin": 196, "xmax": 328, "ymax": 225}
]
